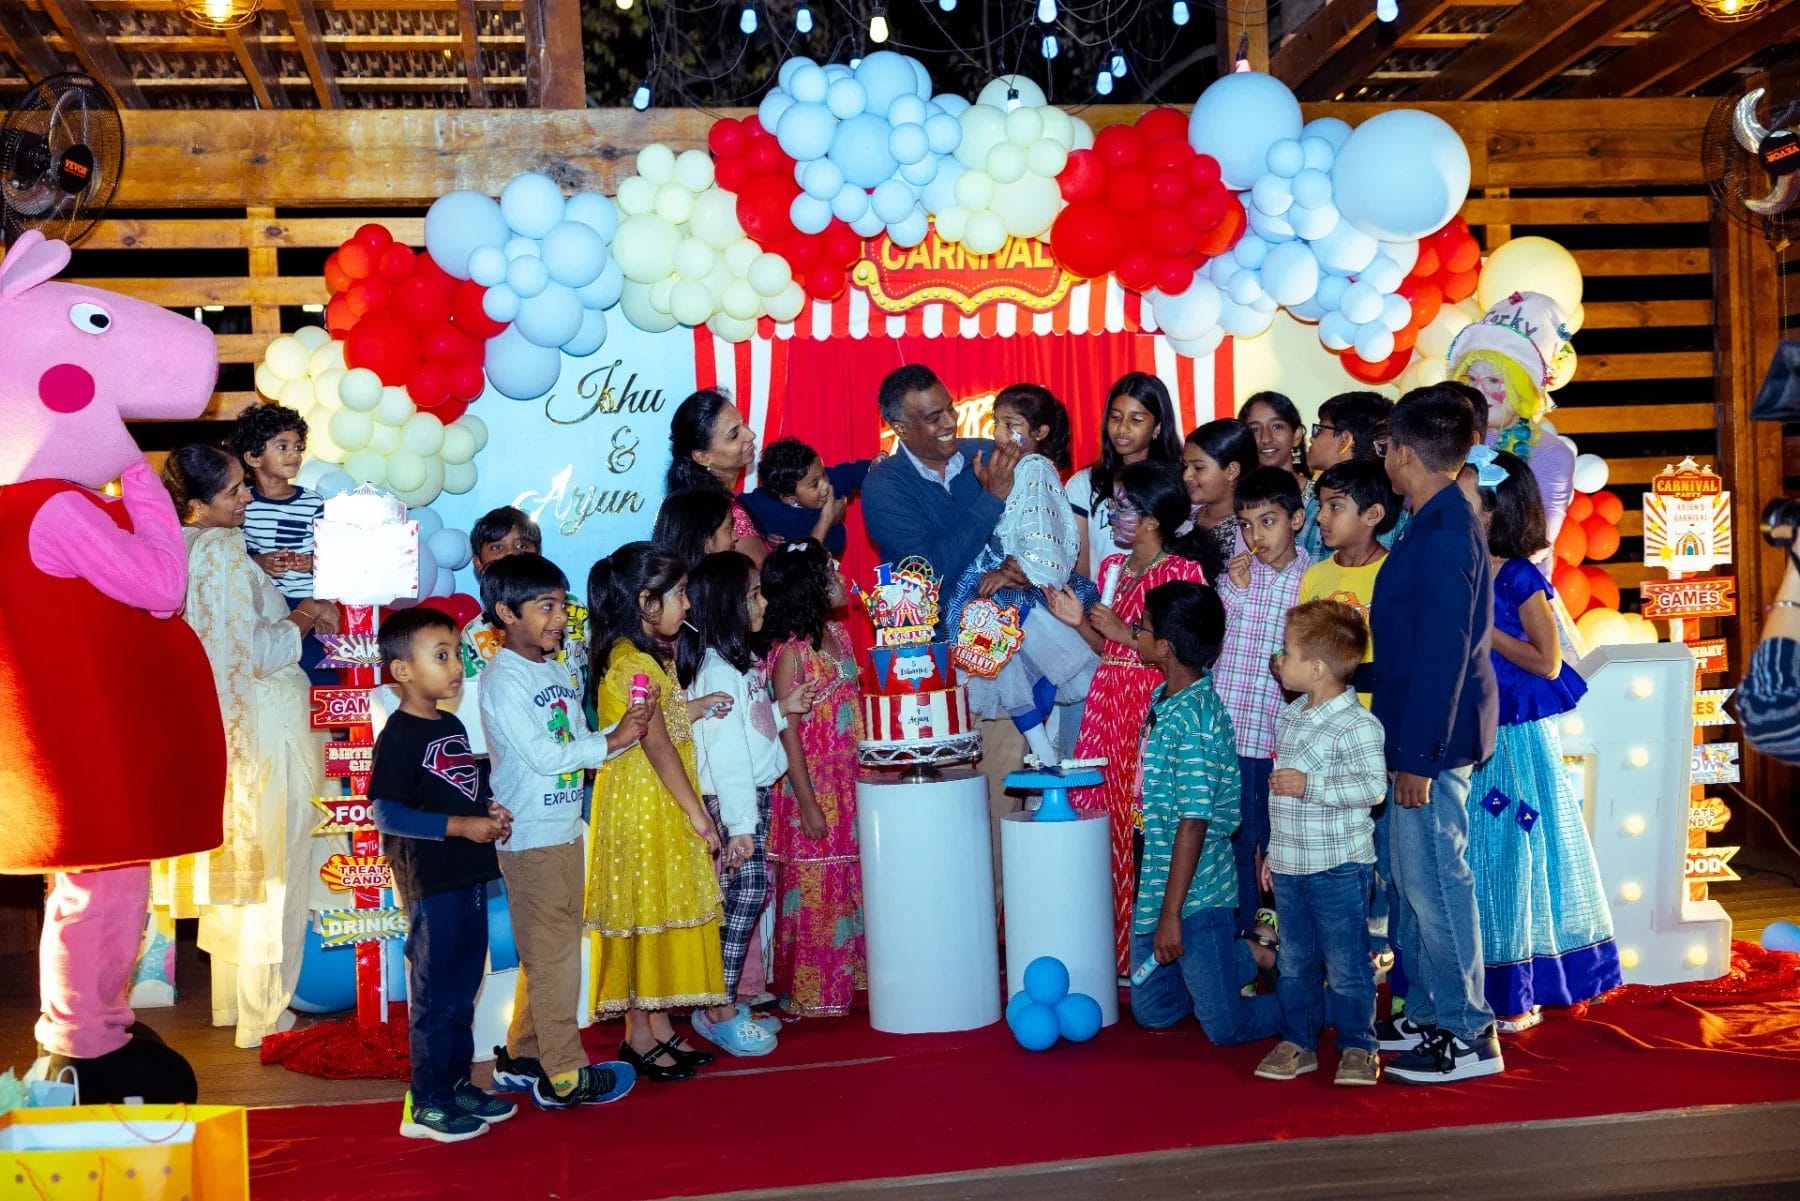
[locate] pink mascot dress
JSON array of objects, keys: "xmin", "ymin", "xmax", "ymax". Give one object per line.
[{"xmin": 0, "ymin": 231, "xmax": 227, "ymax": 1101}]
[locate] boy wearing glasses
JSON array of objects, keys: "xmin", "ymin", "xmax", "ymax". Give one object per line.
[{"xmin": 1300, "ymin": 391, "xmax": 1401, "ymax": 562}]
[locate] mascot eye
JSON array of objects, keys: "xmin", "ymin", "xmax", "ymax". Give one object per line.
[{"xmin": 69, "ymin": 303, "xmax": 113, "ymax": 334}]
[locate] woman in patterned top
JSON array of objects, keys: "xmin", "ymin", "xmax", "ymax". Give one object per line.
[{"xmin": 667, "ymin": 388, "xmax": 769, "ymax": 564}]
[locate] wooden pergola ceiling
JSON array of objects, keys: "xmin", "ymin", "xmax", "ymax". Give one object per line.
[
  {"xmin": 1269, "ymin": 0, "xmax": 1798, "ymax": 103},
  {"xmin": 0, "ymin": 0, "xmax": 583, "ymax": 109}
]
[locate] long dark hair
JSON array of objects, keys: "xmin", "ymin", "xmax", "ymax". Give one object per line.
[
  {"xmin": 1186, "ymin": 418, "xmax": 1260, "ymax": 486},
  {"xmin": 677, "ymin": 551, "xmax": 757, "ymax": 687},
  {"xmin": 994, "ymin": 383, "xmax": 1073, "ymax": 474},
  {"xmin": 1087, "ymin": 372, "xmax": 1182, "ymax": 505},
  {"xmin": 1478, "ymin": 451, "xmax": 1548, "ymax": 561},
  {"xmin": 652, "ymin": 488, "xmax": 734, "ymax": 569},
  {"xmin": 757, "ymin": 539, "xmax": 834, "ymax": 652},
  {"xmin": 587, "ymin": 541, "xmax": 686, "ymax": 691},
  {"xmin": 666, "ymin": 388, "xmax": 735, "ymax": 494},
  {"xmin": 1119, "ymin": 460, "xmax": 1190, "ymax": 543},
  {"xmin": 1238, "ymin": 390, "xmax": 1308, "ymax": 475},
  {"xmin": 160, "ymin": 443, "xmax": 239, "ymax": 519}
]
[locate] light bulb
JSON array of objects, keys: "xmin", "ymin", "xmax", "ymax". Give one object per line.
[
  {"xmin": 1631, "ymin": 676, "xmax": 1654, "ymax": 698},
  {"xmin": 1619, "ymin": 882, "xmax": 1642, "ymax": 903},
  {"xmin": 1037, "ymin": 0, "xmax": 1056, "ymax": 21},
  {"xmin": 1623, "ymin": 814, "xmax": 1646, "ymax": 836},
  {"xmin": 1376, "ymin": 0, "xmax": 1398, "ymax": 20},
  {"xmin": 1041, "ymin": 34, "xmax": 1058, "ymax": 58},
  {"xmin": 1004, "ymin": 86, "xmax": 1021, "ymax": 112},
  {"xmin": 1686, "ymin": 945, "xmax": 1709, "ymax": 967},
  {"xmin": 1562, "ymin": 715, "xmax": 1585, "ymax": 737},
  {"xmin": 1628, "ymin": 747, "xmax": 1650, "ymax": 768},
  {"xmin": 204, "ymin": 0, "xmax": 234, "ymax": 20},
  {"xmin": 740, "ymin": 5, "xmax": 758, "ymax": 34},
  {"xmin": 1172, "ymin": 1, "xmax": 1190, "ymax": 26},
  {"xmin": 1110, "ymin": 52, "xmax": 1127, "ymax": 77},
  {"xmin": 1096, "ymin": 69, "xmax": 1113, "ymax": 96},
  {"xmin": 1619, "ymin": 947, "xmax": 1640, "ymax": 970},
  {"xmin": 870, "ymin": 12, "xmax": 889, "ymax": 42},
  {"xmin": 796, "ymin": 4, "xmax": 812, "ymax": 33},
  {"xmin": 939, "ymin": 0, "xmax": 956, "ymax": 10},
  {"xmin": 632, "ymin": 84, "xmax": 651, "ymax": 111},
  {"xmin": 616, "ymin": 0, "xmax": 634, "ymax": 9}
]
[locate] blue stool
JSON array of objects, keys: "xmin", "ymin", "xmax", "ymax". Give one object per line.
[{"xmin": 1005, "ymin": 766, "xmax": 1104, "ymax": 823}]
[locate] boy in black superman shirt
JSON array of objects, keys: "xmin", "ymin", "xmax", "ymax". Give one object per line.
[{"xmin": 370, "ymin": 607, "xmax": 515, "ymax": 1143}]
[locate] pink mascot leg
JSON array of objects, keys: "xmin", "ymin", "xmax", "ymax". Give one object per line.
[{"xmin": 36, "ymin": 865, "xmax": 149, "ymax": 1059}]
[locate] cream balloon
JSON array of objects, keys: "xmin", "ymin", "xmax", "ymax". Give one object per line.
[
  {"xmin": 338, "ymin": 367, "xmax": 383, "ymax": 412},
  {"xmin": 263, "ymin": 335, "xmax": 310, "ymax": 381},
  {"xmin": 766, "ymin": 281, "xmax": 806, "ymax": 323},
  {"xmin": 1477, "ymin": 236, "xmax": 1583, "ymax": 314},
  {"xmin": 384, "ymin": 450, "xmax": 428, "ymax": 494},
  {"xmin": 309, "ymin": 339, "xmax": 347, "ymax": 377},
  {"xmin": 443, "ymin": 459, "xmax": 478, "ymax": 495},
  {"xmin": 440, "ymin": 423, "xmax": 477, "ymax": 465},
  {"xmin": 401, "ymin": 411, "xmax": 446, "ymax": 457},
  {"xmin": 457, "ymin": 414, "xmax": 489, "ymax": 453},
  {"xmin": 311, "ymin": 367, "xmax": 345, "ymax": 409},
  {"xmin": 1549, "ymin": 344, "xmax": 1578, "ymax": 391},
  {"xmin": 278, "ymin": 378, "xmax": 314, "ymax": 412},
  {"xmin": 291, "ymin": 325, "xmax": 331, "ymax": 352},
  {"xmin": 328, "ymin": 406, "xmax": 374, "ymax": 453},
  {"xmin": 254, "ymin": 361, "xmax": 286, "ymax": 402},
  {"xmin": 1414, "ymin": 301, "xmax": 1478, "ymax": 361},
  {"xmin": 373, "ymin": 386, "xmax": 415, "ymax": 428},
  {"xmin": 343, "ymin": 448, "xmax": 387, "ymax": 487},
  {"xmin": 367, "ymin": 422, "xmax": 401, "ymax": 455}
]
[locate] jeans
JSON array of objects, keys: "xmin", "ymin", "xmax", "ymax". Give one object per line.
[
  {"xmin": 403, "ymin": 883, "xmax": 489, "ymax": 1109},
  {"xmin": 1272, "ymin": 864, "xmax": 1376, "ymax": 1053},
  {"xmin": 1233, "ymin": 756, "xmax": 1273, "ymax": 932},
  {"xmin": 1387, "ymin": 766, "xmax": 1493, "ymax": 1042},
  {"xmin": 1129, "ymin": 907, "xmax": 1279, "ymax": 1046}
]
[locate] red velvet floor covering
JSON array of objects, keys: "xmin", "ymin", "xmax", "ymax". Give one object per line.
[{"xmin": 246, "ymin": 944, "xmax": 1800, "ymax": 1200}]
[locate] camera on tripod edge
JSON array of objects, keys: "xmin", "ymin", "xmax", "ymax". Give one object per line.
[{"xmin": 1763, "ymin": 497, "xmax": 1800, "ymax": 549}]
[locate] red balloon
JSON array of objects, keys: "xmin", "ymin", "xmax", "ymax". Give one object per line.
[
  {"xmin": 709, "ymin": 117, "xmax": 746, "ymax": 158},
  {"xmin": 325, "ymin": 293, "xmax": 356, "ymax": 335},
  {"xmin": 323, "ymin": 253, "xmax": 351, "ymax": 296},
  {"xmin": 1591, "ymin": 490, "xmax": 1624, "ymax": 523},
  {"xmin": 1156, "ymin": 260, "xmax": 1195, "ymax": 295},
  {"xmin": 1441, "ymin": 266, "xmax": 1480, "ymax": 302},
  {"xmin": 1583, "ymin": 516, "xmax": 1621, "ymax": 561},
  {"xmin": 337, "ymin": 240, "xmax": 377, "ymax": 281},
  {"xmin": 1340, "ymin": 347, "xmax": 1410, "ymax": 385},
  {"xmin": 354, "ymin": 223, "xmax": 394, "ymax": 249},
  {"xmin": 1105, "ymin": 167, "xmax": 1152, "ymax": 215},
  {"xmin": 421, "ymin": 320, "xmax": 481, "ymax": 365},
  {"xmin": 1186, "ymin": 188, "xmax": 1228, "ymax": 233},
  {"xmin": 1193, "ymin": 200, "xmax": 1245, "ymax": 258},
  {"xmin": 1136, "ymin": 108, "xmax": 1190, "ymax": 146},
  {"xmin": 1144, "ymin": 139, "xmax": 1192, "ymax": 175},
  {"xmin": 1117, "ymin": 251, "xmax": 1156, "ymax": 294},
  {"xmin": 1552, "ymin": 562, "xmax": 1591, "ymax": 616},
  {"xmin": 820, "ymin": 223, "xmax": 859, "ymax": 264},
  {"xmin": 1567, "ymin": 493, "xmax": 1595, "ymax": 524},
  {"xmin": 1146, "ymin": 211, "xmax": 1193, "ymax": 257},
  {"xmin": 1390, "ymin": 324, "xmax": 1418, "ymax": 355},
  {"xmin": 1412, "ymin": 245, "xmax": 1441, "ymax": 279},
  {"xmin": 1581, "ymin": 565, "xmax": 1620, "ymax": 613},
  {"xmin": 1094, "ymin": 124, "xmax": 1144, "ymax": 168},
  {"xmin": 804, "ymin": 263, "xmax": 848, "ymax": 300},
  {"xmin": 1187, "ymin": 155, "xmax": 1223, "ymax": 188},
  {"xmin": 1049, "ymin": 200, "xmax": 1125, "ymax": 278},
  {"xmin": 749, "ymin": 138, "xmax": 788, "ymax": 177},
  {"xmin": 344, "ymin": 313, "xmax": 421, "ymax": 385},
  {"xmin": 743, "ymin": 116, "xmax": 767, "ymax": 140},
  {"xmin": 447, "ymin": 361, "xmax": 486, "ymax": 402},
  {"xmin": 1554, "ymin": 520, "xmax": 1588, "ymax": 566},
  {"xmin": 714, "ymin": 156, "xmax": 750, "ymax": 193},
  {"xmin": 1445, "ymin": 234, "xmax": 1481, "ymax": 274},
  {"xmin": 435, "ymin": 397, "xmax": 471, "ymax": 426},
  {"xmin": 781, "ymin": 236, "xmax": 819, "ymax": 271},
  {"xmin": 344, "ymin": 278, "xmax": 387, "ymax": 319},
  {"xmin": 409, "ymin": 361, "xmax": 453, "ymax": 410},
  {"xmin": 1057, "ymin": 148, "xmax": 1105, "ymax": 201},
  {"xmin": 1149, "ymin": 168, "xmax": 1188, "ymax": 210},
  {"xmin": 423, "ymin": 592, "xmax": 483, "ymax": 628},
  {"xmin": 450, "ymin": 279, "xmax": 507, "ymax": 339},
  {"xmin": 377, "ymin": 243, "xmax": 416, "ymax": 279},
  {"xmin": 1397, "ymin": 278, "xmax": 1443, "ymax": 328}
]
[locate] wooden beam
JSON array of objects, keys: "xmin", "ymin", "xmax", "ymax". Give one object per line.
[
  {"xmin": 36, "ymin": 0, "xmax": 146, "ymax": 107},
  {"xmin": 281, "ymin": 0, "xmax": 344, "ymax": 109},
  {"xmin": 456, "ymin": 0, "xmax": 488, "ymax": 107},
  {"xmin": 1290, "ymin": 2, "xmax": 1454, "ymax": 102},
  {"xmin": 1269, "ymin": 0, "xmax": 1373, "ymax": 93},
  {"xmin": 1560, "ymin": 0, "xmax": 1796, "ymax": 99},
  {"xmin": 1481, "ymin": 0, "xmax": 1646, "ymax": 98},
  {"xmin": 225, "ymin": 23, "xmax": 290, "ymax": 110},
  {"xmin": 520, "ymin": 0, "xmax": 583, "ymax": 109},
  {"xmin": 1217, "ymin": 0, "xmax": 1270, "ymax": 76},
  {"xmin": 1411, "ymin": 0, "xmax": 1608, "ymax": 101},
  {"xmin": 0, "ymin": 1, "xmax": 65, "ymax": 82},
  {"xmin": 1648, "ymin": 6, "xmax": 1800, "ymax": 97}
]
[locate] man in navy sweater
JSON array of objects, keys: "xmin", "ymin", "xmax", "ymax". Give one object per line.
[
  {"xmin": 1368, "ymin": 383, "xmax": 1502, "ymax": 1085},
  {"xmin": 862, "ymin": 364, "xmax": 1020, "ymax": 588}
]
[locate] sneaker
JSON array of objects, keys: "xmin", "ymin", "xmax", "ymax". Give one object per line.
[
  {"xmin": 1335, "ymin": 1047, "xmax": 1381, "ymax": 1087},
  {"xmin": 399, "ymin": 1092, "xmax": 488, "ymax": 1143},
  {"xmin": 452, "ymin": 1080, "xmax": 517, "ymax": 1124},
  {"xmin": 691, "ymin": 1007, "xmax": 778, "ymax": 1057},
  {"xmin": 530, "ymin": 1062, "xmax": 638, "ymax": 1110},
  {"xmin": 1253, "ymin": 1041, "xmax": 1318, "ymax": 1081},
  {"xmin": 738, "ymin": 1002, "xmax": 782, "ymax": 1036},
  {"xmin": 1497, "ymin": 1007, "xmax": 1543, "ymax": 1035},
  {"xmin": 1375, "ymin": 1015, "xmax": 1434, "ymax": 1053},
  {"xmin": 1385, "ymin": 1027, "xmax": 1505, "ymax": 1085},
  {"xmin": 491, "ymin": 1046, "xmax": 542, "ymax": 1093}
]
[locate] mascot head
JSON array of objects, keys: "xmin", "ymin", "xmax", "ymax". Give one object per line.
[
  {"xmin": 1446, "ymin": 289, "xmax": 1571, "ymax": 436},
  {"xmin": 0, "ymin": 231, "xmax": 218, "ymax": 489}
]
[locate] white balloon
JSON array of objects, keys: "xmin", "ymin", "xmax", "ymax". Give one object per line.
[
  {"xmin": 368, "ymin": 422, "xmax": 400, "ymax": 455},
  {"xmin": 338, "ymin": 368, "xmax": 383, "ymax": 412},
  {"xmin": 400, "ymin": 411, "xmax": 446, "ymax": 457},
  {"xmin": 373, "ymin": 386, "xmax": 415, "ymax": 428},
  {"xmin": 635, "ymin": 144, "xmax": 677, "ymax": 185},
  {"xmin": 264, "ymin": 335, "xmax": 309, "ymax": 381},
  {"xmin": 1572, "ymin": 453, "xmax": 1611, "ymax": 494}
]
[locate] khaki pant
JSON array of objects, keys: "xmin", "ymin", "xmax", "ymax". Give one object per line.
[
  {"xmin": 977, "ymin": 718, "xmax": 1025, "ymax": 891},
  {"xmin": 498, "ymin": 837, "xmax": 587, "ymax": 1079}
]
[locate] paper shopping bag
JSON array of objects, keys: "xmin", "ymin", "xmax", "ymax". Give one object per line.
[{"xmin": 0, "ymin": 1104, "xmax": 246, "ymax": 1201}]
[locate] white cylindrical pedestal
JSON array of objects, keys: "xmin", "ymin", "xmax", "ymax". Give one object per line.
[
  {"xmin": 856, "ymin": 769, "xmax": 999, "ymax": 1033},
  {"xmin": 1000, "ymin": 810, "xmax": 1117, "ymax": 1026}
]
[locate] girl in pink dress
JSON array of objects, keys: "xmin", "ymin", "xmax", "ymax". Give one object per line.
[
  {"xmin": 758, "ymin": 540, "xmax": 867, "ymax": 1016},
  {"xmin": 1048, "ymin": 462, "xmax": 1207, "ymax": 973}
]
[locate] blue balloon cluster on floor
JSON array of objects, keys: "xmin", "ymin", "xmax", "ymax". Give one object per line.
[
  {"xmin": 1762, "ymin": 920, "xmax": 1800, "ymax": 955},
  {"xmin": 1005, "ymin": 956, "xmax": 1103, "ymax": 1051},
  {"xmin": 291, "ymin": 924, "xmax": 357, "ymax": 1014}
]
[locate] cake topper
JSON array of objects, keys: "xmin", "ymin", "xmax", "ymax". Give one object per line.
[{"xmin": 863, "ymin": 556, "xmax": 940, "ymax": 646}]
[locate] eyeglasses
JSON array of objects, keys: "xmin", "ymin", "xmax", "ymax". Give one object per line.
[
  {"xmin": 1129, "ymin": 620, "xmax": 1150, "ymax": 638},
  {"xmin": 1310, "ymin": 422, "xmax": 1338, "ymax": 438}
]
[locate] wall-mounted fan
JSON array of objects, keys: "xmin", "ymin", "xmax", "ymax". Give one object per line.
[{"xmin": 1, "ymin": 73, "xmax": 123, "ymax": 246}]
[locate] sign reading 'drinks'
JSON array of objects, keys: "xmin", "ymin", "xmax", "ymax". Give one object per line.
[{"xmin": 318, "ymin": 908, "xmax": 408, "ymax": 948}]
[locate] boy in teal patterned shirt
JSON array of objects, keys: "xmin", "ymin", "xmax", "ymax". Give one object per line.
[{"xmin": 1128, "ymin": 581, "xmax": 1281, "ymax": 1046}]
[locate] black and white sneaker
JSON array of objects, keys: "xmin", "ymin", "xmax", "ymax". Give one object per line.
[
  {"xmin": 1374, "ymin": 1015, "xmax": 1434, "ymax": 1053},
  {"xmin": 1385, "ymin": 1027, "xmax": 1505, "ymax": 1085},
  {"xmin": 491, "ymin": 1045, "xmax": 542, "ymax": 1093}
]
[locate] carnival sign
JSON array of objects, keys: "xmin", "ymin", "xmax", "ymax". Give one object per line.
[
  {"xmin": 1641, "ymin": 577, "xmax": 1737, "ymax": 621},
  {"xmin": 1684, "ymin": 845, "xmax": 1741, "ymax": 885},
  {"xmin": 324, "ymin": 743, "xmax": 374, "ymax": 779},
  {"xmin": 1689, "ymin": 795, "xmax": 1732, "ymax": 834},
  {"xmin": 1694, "ymin": 689, "xmax": 1736, "ymax": 727},
  {"xmin": 1687, "ymin": 638, "xmax": 1729, "ymax": 675},
  {"xmin": 1691, "ymin": 743, "xmax": 1741, "ymax": 787},
  {"xmin": 852, "ymin": 230, "xmax": 1075, "ymax": 316},
  {"xmin": 310, "ymin": 687, "xmax": 371, "ymax": 730},
  {"xmin": 312, "ymin": 796, "xmax": 378, "ymax": 836},
  {"xmin": 320, "ymin": 853, "xmax": 392, "ymax": 893},
  {"xmin": 1644, "ymin": 459, "xmax": 1732, "ymax": 574},
  {"xmin": 1650, "ymin": 457, "xmax": 1724, "ymax": 499},
  {"xmin": 318, "ymin": 907, "xmax": 409, "ymax": 948}
]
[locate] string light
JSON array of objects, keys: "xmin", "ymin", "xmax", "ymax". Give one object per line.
[
  {"xmin": 1004, "ymin": 86, "xmax": 1021, "ymax": 111},
  {"xmin": 939, "ymin": 0, "xmax": 956, "ymax": 9},
  {"xmin": 1037, "ymin": 0, "xmax": 1056, "ymax": 21},
  {"xmin": 1377, "ymin": 0, "xmax": 1398, "ymax": 20},
  {"xmin": 632, "ymin": 82, "xmax": 651, "ymax": 110},
  {"xmin": 870, "ymin": 8, "xmax": 890, "ymax": 42},
  {"xmin": 1096, "ymin": 68, "xmax": 1113, "ymax": 95},
  {"xmin": 616, "ymin": 0, "xmax": 633, "ymax": 9},
  {"xmin": 739, "ymin": 4, "xmax": 758, "ymax": 34},
  {"xmin": 1110, "ymin": 51, "xmax": 1127, "ymax": 77},
  {"xmin": 1041, "ymin": 33, "xmax": 1059, "ymax": 58},
  {"xmin": 796, "ymin": 4, "xmax": 812, "ymax": 33},
  {"xmin": 1171, "ymin": 1, "xmax": 1190, "ymax": 27}
]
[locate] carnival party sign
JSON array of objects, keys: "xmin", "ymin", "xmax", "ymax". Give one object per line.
[{"xmin": 852, "ymin": 230, "xmax": 1075, "ymax": 316}]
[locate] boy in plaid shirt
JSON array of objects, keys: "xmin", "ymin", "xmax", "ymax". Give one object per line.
[{"xmin": 1254, "ymin": 600, "xmax": 1389, "ymax": 1087}]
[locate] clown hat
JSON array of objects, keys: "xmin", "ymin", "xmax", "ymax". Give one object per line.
[{"xmin": 1446, "ymin": 291, "xmax": 1572, "ymax": 388}]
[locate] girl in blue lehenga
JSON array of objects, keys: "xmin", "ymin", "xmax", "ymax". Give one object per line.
[
  {"xmin": 1464, "ymin": 448, "xmax": 1622, "ymax": 1033},
  {"xmin": 942, "ymin": 384, "xmax": 1098, "ymax": 767}
]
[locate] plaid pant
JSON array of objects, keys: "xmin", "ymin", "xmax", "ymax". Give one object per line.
[{"xmin": 704, "ymin": 789, "xmax": 771, "ymax": 997}]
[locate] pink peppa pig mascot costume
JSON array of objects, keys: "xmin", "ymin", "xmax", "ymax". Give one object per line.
[{"xmin": 0, "ymin": 231, "xmax": 227, "ymax": 1102}]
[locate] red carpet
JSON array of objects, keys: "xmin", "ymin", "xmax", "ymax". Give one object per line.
[{"xmin": 246, "ymin": 944, "xmax": 1800, "ymax": 1200}]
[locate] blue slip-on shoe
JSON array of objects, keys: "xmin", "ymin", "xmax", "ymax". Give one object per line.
[{"xmin": 691, "ymin": 1008, "xmax": 778, "ymax": 1057}]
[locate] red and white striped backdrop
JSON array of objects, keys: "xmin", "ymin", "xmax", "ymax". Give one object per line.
[{"xmin": 693, "ymin": 275, "xmax": 1235, "ymax": 485}]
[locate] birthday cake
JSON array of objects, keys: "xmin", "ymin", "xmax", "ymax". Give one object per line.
[{"xmin": 857, "ymin": 558, "xmax": 979, "ymax": 765}]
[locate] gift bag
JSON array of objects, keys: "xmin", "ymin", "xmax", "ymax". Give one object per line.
[{"xmin": 0, "ymin": 1104, "xmax": 246, "ymax": 1201}]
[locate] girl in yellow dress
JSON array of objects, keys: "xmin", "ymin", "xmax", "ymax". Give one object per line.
[{"xmin": 586, "ymin": 541, "xmax": 729, "ymax": 1082}]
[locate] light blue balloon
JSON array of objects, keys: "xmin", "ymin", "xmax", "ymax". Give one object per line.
[
  {"xmin": 908, "ymin": 56, "xmax": 932, "ymax": 100},
  {"xmin": 562, "ymin": 306, "xmax": 610, "ymax": 357},
  {"xmin": 1219, "ymin": 298, "xmax": 1273, "ymax": 338},
  {"xmin": 1251, "ymin": 173, "xmax": 1293, "ymax": 217},
  {"xmin": 1227, "ymin": 269, "xmax": 1264, "ymax": 306},
  {"xmin": 1319, "ymin": 309, "xmax": 1357, "ymax": 350},
  {"xmin": 925, "ymin": 112, "xmax": 962, "ymax": 156},
  {"xmin": 505, "ymin": 254, "xmax": 549, "ymax": 299},
  {"xmin": 1312, "ymin": 219, "xmax": 1379, "ymax": 275},
  {"xmin": 826, "ymin": 77, "xmax": 868, "ymax": 119},
  {"xmin": 790, "ymin": 62, "xmax": 832, "ymax": 104},
  {"xmin": 1053, "ymin": 993, "xmax": 1103, "ymax": 1043},
  {"xmin": 899, "ymin": 155, "xmax": 939, "ymax": 187},
  {"xmin": 829, "ymin": 112, "xmax": 898, "ymax": 189},
  {"xmin": 1022, "ymin": 955, "xmax": 1071, "ymax": 1005},
  {"xmin": 855, "ymin": 50, "xmax": 920, "ymax": 115},
  {"xmin": 1300, "ymin": 136, "xmax": 1337, "ymax": 173},
  {"xmin": 291, "ymin": 924, "xmax": 356, "ymax": 1014},
  {"xmin": 1265, "ymin": 138, "xmax": 1304, "ymax": 179},
  {"xmin": 1762, "ymin": 920, "xmax": 1800, "ymax": 954},
  {"xmin": 1289, "ymin": 203, "xmax": 1340, "ymax": 241},
  {"xmin": 1252, "ymin": 293, "xmax": 1278, "ymax": 314},
  {"xmin": 889, "ymin": 93, "xmax": 929, "ymax": 127},
  {"xmin": 467, "ymin": 244, "xmax": 509, "ymax": 288},
  {"xmin": 1290, "ymin": 168, "xmax": 1333, "ymax": 210},
  {"xmin": 1260, "ymin": 240, "xmax": 1320, "ymax": 307},
  {"xmin": 822, "ymin": 63, "xmax": 853, "ymax": 83},
  {"xmin": 481, "ymin": 284, "xmax": 521, "ymax": 324},
  {"xmin": 315, "ymin": 468, "xmax": 355, "ymax": 500},
  {"xmin": 424, "ymin": 190, "xmax": 511, "ymax": 280},
  {"xmin": 776, "ymin": 55, "xmax": 814, "ymax": 93},
  {"xmin": 889, "ymin": 122, "xmax": 930, "ymax": 166},
  {"xmin": 1379, "ymin": 292, "xmax": 1414, "ymax": 332},
  {"xmin": 484, "ymin": 325, "xmax": 563, "ymax": 400},
  {"xmin": 515, "ymin": 282, "xmax": 583, "ymax": 348},
  {"xmin": 576, "ymin": 258, "xmax": 624, "ymax": 311},
  {"xmin": 505, "ymin": 235, "xmax": 540, "ymax": 261},
  {"xmin": 790, "ymin": 192, "xmax": 833, "ymax": 235},
  {"xmin": 1288, "ymin": 295, "xmax": 1326, "ymax": 322},
  {"xmin": 562, "ymin": 192, "xmax": 619, "ymax": 243},
  {"xmin": 1187, "ymin": 70, "xmax": 1304, "ymax": 190},
  {"xmin": 1315, "ymin": 272, "xmax": 1350, "ymax": 311},
  {"xmin": 1007, "ymin": 1000, "xmax": 1061, "ymax": 1052},
  {"xmin": 801, "ymin": 157, "xmax": 845, "ymax": 201},
  {"xmin": 871, "ymin": 178, "xmax": 916, "ymax": 224},
  {"xmin": 1246, "ymin": 202, "xmax": 1296, "ymax": 243},
  {"xmin": 1232, "ymin": 234, "xmax": 1271, "ymax": 271},
  {"xmin": 1339, "ymin": 280, "xmax": 1383, "ymax": 325},
  {"xmin": 486, "ymin": 879, "xmax": 518, "ymax": 972},
  {"xmin": 830, "ymin": 182, "xmax": 870, "ymax": 223},
  {"xmin": 541, "ymin": 220, "xmax": 608, "ymax": 289},
  {"xmin": 499, "ymin": 172, "xmax": 566, "ymax": 239},
  {"xmin": 850, "ymin": 207, "xmax": 887, "ymax": 238},
  {"xmin": 759, "ymin": 89, "xmax": 796, "ymax": 133},
  {"xmin": 934, "ymin": 93, "xmax": 970, "ymax": 117},
  {"xmin": 426, "ymin": 527, "xmax": 469, "ymax": 572},
  {"xmin": 411, "ymin": 505, "xmax": 445, "ymax": 541},
  {"xmin": 777, "ymin": 100, "xmax": 837, "ymax": 163},
  {"xmin": 1361, "ymin": 255, "xmax": 1405, "ymax": 294},
  {"xmin": 920, "ymin": 158, "xmax": 965, "ymax": 214},
  {"xmin": 1355, "ymin": 322, "xmax": 1395, "ymax": 363},
  {"xmin": 1302, "ymin": 116, "xmax": 1353, "ymax": 151},
  {"xmin": 889, "ymin": 206, "xmax": 930, "ymax": 247},
  {"xmin": 1331, "ymin": 108, "xmax": 1471, "ymax": 241}
]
